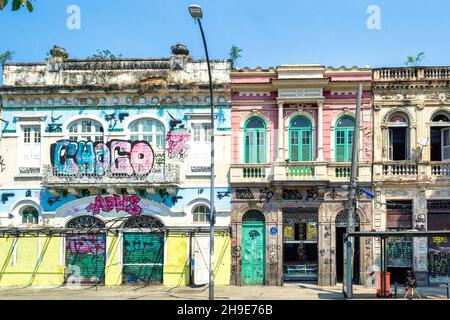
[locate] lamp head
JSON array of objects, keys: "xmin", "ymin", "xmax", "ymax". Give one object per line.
[{"xmin": 189, "ymin": 4, "xmax": 203, "ymax": 20}]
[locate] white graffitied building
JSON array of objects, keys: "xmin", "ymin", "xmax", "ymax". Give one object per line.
[{"xmin": 0, "ymin": 44, "xmax": 232, "ymax": 287}]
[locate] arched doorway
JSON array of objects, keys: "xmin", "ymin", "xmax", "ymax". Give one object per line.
[
  {"xmin": 122, "ymin": 215, "xmax": 166, "ymax": 285},
  {"xmin": 335, "ymin": 211, "xmax": 361, "ymax": 284},
  {"xmin": 65, "ymin": 215, "xmax": 106, "ymax": 285},
  {"xmin": 241, "ymin": 210, "xmax": 265, "ymax": 285}
]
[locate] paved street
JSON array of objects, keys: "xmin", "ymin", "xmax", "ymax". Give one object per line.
[{"xmin": 0, "ymin": 283, "xmax": 448, "ymax": 300}]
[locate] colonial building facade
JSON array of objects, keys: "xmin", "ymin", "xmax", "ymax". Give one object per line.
[
  {"xmin": 230, "ymin": 65, "xmax": 374, "ymax": 286},
  {"xmin": 0, "ymin": 44, "xmax": 232, "ymax": 287},
  {"xmin": 373, "ymin": 67, "xmax": 450, "ymax": 285}
]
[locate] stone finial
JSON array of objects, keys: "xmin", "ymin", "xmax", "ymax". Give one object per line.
[
  {"xmin": 171, "ymin": 43, "xmax": 189, "ymax": 56},
  {"xmin": 50, "ymin": 45, "xmax": 69, "ymax": 60}
]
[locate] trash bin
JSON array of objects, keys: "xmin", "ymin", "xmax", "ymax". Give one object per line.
[{"xmin": 376, "ymin": 272, "xmax": 391, "ymax": 297}]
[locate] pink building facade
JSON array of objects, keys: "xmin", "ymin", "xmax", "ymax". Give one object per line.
[{"xmin": 230, "ymin": 65, "xmax": 374, "ymax": 287}]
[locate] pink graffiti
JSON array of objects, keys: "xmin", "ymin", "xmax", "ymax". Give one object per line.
[
  {"xmin": 66, "ymin": 235, "xmax": 105, "ymax": 255},
  {"xmin": 67, "ymin": 205, "xmax": 81, "ymax": 214},
  {"xmin": 86, "ymin": 194, "xmax": 141, "ymax": 216},
  {"xmin": 166, "ymin": 131, "xmax": 191, "ymax": 159}
]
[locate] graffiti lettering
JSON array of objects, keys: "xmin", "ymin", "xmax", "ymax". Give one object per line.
[
  {"xmin": 86, "ymin": 194, "xmax": 142, "ymax": 216},
  {"xmin": 217, "ymin": 191, "xmax": 231, "ymax": 200},
  {"xmin": 0, "ymin": 155, "xmax": 5, "ymax": 172},
  {"xmin": 235, "ymin": 188, "xmax": 254, "ymax": 200},
  {"xmin": 282, "ymin": 189, "xmax": 303, "ymax": 200},
  {"xmin": 1, "ymin": 193, "xmax": 14, "ymax": 204},
  {"xmin": 166, "ymin": 131, "xmax": 191, "ymax": 159},
  {"xmin": 51, "ymin": 139, "xmax": 154, "ymax": 176},
  {"xmin": 67, "ymin": 235, "xmax": 106, "ymax": 255},
  {"xmin": 259, "ymin": 187, "xmax": 273, "ymax": 203}
]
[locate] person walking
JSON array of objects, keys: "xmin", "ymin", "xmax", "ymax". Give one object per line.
[{"xmin": 404, "ymin": 270, "xmax": 417, "ymax": 299}]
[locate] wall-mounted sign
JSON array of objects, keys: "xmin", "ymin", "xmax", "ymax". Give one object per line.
[{"xmin": 270, "ymin": 226, "xmax": 278, "ymax": 236}]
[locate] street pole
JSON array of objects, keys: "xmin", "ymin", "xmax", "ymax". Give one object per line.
[
  {"xmin": 189, "ymin": 5, "xmax": 215, "ymax": 300},
  {"xmin": 345, "ymin": 83, "xmax": 363, "ymax": 298}
]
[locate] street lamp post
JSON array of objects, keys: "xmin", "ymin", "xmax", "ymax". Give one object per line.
[{"xmin": 189, "ymin": 4, "xmax": 216, "ymax": 301}]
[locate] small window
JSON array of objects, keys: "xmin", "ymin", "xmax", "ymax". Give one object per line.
[
  {"xmin": 21, "ymin": 206, "xmax": 39, "ymax": 224},
  {"xmin": 193, "ymin": 205, "xmax": 211, "ymax": 223},
  {"xmin": 192, "ymin": 123, "xmax": 211, "ymax": 143}
]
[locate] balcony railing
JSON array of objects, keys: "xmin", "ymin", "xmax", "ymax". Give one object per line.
[
  {"xmin": 231, "ymin": 162, "xmax": 372, "ymax": 184},
  {"xmin": 431, "ymin": 163, "xmax": 450, "ymax": 177},
  {"xmin": 374, "ymin": 67, "xmax": 450, "ymax": 81},
  {"xmin": 230, "ymin": 164, "xmax": 271, "ymax": 183},
  {"xmin": 42, "ymin": 164, "xmax": 180, "ymax": 187},
  {"xmin": 285, "ymin": 162, "xmax": 315, "ymax": 178},
  {"xmin": 383, "ymin": 162, "xmax": 418, "ymax": 176}
]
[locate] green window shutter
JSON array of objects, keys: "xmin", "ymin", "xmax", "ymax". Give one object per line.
[
  {"xmin": 301, "ymin": 130, "xmax": 312, "ymax": 161},
  {"xmin": 290, "ymin": 131, "xmax": 299, "ymax": 161},
  {"xmin": 347, "ymin": 130, "xmax": 354, "ymax": 162},
  {"xmin": 335, "ymin": 127, "xmax": 354, "ymax": 162},
  {"xmin": 257, "ymin": 130, "xmax": 266, "ymax": 163}
]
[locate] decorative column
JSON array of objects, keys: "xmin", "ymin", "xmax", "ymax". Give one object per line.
[
  {"xmin": 277, "ymin": 101, "xmax": 284, "ymax": 161},
  {"xmin": 317, "ymin": 100, "xmax": 324, "ymax": 161}
]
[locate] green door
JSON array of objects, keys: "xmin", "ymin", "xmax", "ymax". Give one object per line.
[
  {"xmin": 242, "ymin": 222, "xmax": 265, "ymax": 285},
  {"xmin": 122, "ymin": 233, "xmax": 164, "ymax": 285}
]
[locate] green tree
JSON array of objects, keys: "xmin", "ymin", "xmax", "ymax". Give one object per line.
[
  {"xmin": 0, "ymin": 0, "xmax": 34, "ymax": 12},
  {"xmin": 229, "ymin": 45, "xmax": 242, "ymax": 68},
  {"xmin": 87, "ymin": 49, "xmax": 123, "ymax": 61},
  {"xmin": 405, "ymin": 52, "xmax": 426, "ymax": 67},
  {"xmin": 0, "ymin": 50, "xmax": 14, "ymax": 65}
]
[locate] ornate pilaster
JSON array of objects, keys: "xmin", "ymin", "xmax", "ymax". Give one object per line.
[
  {"xmin": 317, "ymin": 100, "xmax": 324, "ymax": 161},
  {"xmin": 277, "ymin": 101, "xmax": 284, "ymax": 161}
]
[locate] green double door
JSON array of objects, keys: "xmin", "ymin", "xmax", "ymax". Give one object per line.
[{"xmin": 242, "ymin": 222, "xmax": 265, "ymax": 285}]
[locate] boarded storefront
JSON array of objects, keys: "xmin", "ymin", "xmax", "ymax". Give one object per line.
[
  {"xmin": 427, "ymin": 201, "xmax": 450, "ymax": 284},
  {"xmin": 65, "ymin": 216, "xmax": 106, "ymax": 285},
  {"xmin": 122, "ymin": 215, "xmax": 166, "ymax": 285}
]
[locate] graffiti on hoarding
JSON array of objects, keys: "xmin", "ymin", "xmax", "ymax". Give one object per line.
[
  {"xmin": 51, "ymin": 139, "xmax": 154, "ymax": 175},
  {"xmin": 66, "ymin": 235, "xmax": 106, "ymax": 255},
  {"xmin": 86, "ymin": 194, "xmax": 142, "ymax": 216}
]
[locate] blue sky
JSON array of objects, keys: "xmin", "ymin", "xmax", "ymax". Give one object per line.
[{"xmin": 0, "ymin": 0, "xmax": 449, "ymax": 68}]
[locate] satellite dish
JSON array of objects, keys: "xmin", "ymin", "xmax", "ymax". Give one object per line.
[{"xmin": 418, "ymin": 137, "xmax": 429, "ymax": 147}]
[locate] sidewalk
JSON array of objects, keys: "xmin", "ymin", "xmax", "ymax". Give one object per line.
[{"xmin": 0, "ymin": 283, "xmax": 448, "ymax": 300}]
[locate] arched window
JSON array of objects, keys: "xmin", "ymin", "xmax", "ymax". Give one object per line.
[
  {"xmin": 388, "ymin": 113, "xmax": 409, "ymax": 161},
  {"xmin": 21, "ymin": 206, "xmax": 39, "ymax": 224},
  {"xmin": 335, "ymin": 116, "xmax": 355, "ymax": 162},
  {"xmin": 244, "ymin": 117, "xmax": 266, "ymax": 163},
  {"xmin": 289, "ymin": 116, "xmax": 312, "ymax": 161},
  {"xmin": 129, "ymin": 118, "xmax": 165, "ymax": 154},
  {"xmin": 431, "ymin": 113, "xmax": 450, "ymax": 162},
  {"xmin": 192, "ymin": 205, "xmax": 211, "ymax": 223},
  {"xmin": 68, "ymin": 119, "xmax": 104, "ymax": 142}
]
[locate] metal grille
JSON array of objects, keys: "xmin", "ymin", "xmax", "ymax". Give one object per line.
[
  {"xmin": 282, "ymin": 208, "xmax": 318, "ymax": 223},
  {"xmin": 242, "ymin": 210, "xmax": 265, "ymax": 222},
  {"xmin": 335, "ymin": 210, "xmax": 360, "ymax": 226},
  {"xmin": 122, "ymin": 215, "xmax": 166, "ymax": 229},
  {"xmin": 66, "ymin": 215, "xmax": 106, "ymax": 230}
]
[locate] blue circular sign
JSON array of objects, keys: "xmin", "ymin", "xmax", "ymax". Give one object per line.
[{"xmin": 270, "ymin": 226, "xmax": 278, "ymax": 236}]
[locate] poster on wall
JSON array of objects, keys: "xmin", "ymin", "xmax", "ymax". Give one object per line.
[
  {"xmin": 387, "ymin": 237, "xmax": 413, "ymax": 268},
  {"xmin": 428, "ymin": 236, "xmax": 450, "ymax": 284},
  {"xmin": 306, "ymin": 222, "xmax": 317, "ymax": 241},
  {"xmin": 283, "ymin": 223, "xmax": 295, "ymax": 241}
]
